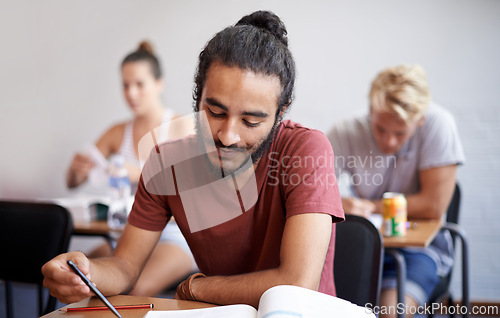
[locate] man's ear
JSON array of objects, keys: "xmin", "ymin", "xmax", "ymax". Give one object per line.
[{"xmin": 278, "ymin": 101, "xmax": 291, "ymax": 119}]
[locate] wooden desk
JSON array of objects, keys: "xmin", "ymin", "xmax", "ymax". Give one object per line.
[
  {"xmin": 72, "ymin": 219, "xmax": 444, "ymax": 318},
  {"xmin": 41, "ymin": 295, "xmax": 216, "ymax": 318},
  {"xmin": 73, "ymin": 220, "xmax": 122, "ymax": 249},
  {"xmin": 73, "ymin": 220, "xmax": 120, "ymax": 236},
  {"xmin": 383, "ymin": 219, "xmax": 444, "ymax": 248},
  {"xmin": 74, "ymin": 218, "xmax": 444, "ymax": 248}
]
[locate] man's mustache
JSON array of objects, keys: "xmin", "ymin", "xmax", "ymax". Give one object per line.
[{"xmin": 213, "ymin": 140, "xmax": 246, "ymax": 152}]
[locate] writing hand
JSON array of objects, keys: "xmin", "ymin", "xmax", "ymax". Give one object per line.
[{"xmin": 42, "ymin": 251, "xmax": 94, "ymax": 304}]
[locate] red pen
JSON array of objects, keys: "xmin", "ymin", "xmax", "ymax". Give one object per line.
[{"xmin": 67, "ymin": 304, "xmax": 154, "ymax": 312}]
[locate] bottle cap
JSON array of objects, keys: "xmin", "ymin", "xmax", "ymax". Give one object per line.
[{"xmin": 110, "ymin": 155, "xmax": 125, "ymax": 167}]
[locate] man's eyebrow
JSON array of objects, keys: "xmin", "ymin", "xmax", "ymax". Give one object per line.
[
  {"xmin": 205, "ymin": 97, "xmax": 269, "ymax": 118},
  {"xmin": 205, "ymin": 97, "xmax": 228, "ymax": 111},
  {"xmin": 241, "ymin": 110, "xmax": 269, "ymax": 118}
]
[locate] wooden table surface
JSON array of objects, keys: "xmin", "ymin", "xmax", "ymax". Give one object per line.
[
  {"xmin": 41, "ymin": 295, "xmax": 216, "ymax": 318},
  {"xmin": 382, "ymin": 218, "xmax": 444, "ymax": 248},
  {"xmin": 75, "ymin": 218, "xmax": 445, "ymax": 249},
  {"xmin": 73, "ymin": 220, "xmax": 121, "ymax": 236}
]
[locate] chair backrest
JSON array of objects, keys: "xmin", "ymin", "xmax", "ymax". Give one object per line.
[
  {"xmin": 0, "ymin": 201, "xmax": 73, "ymax": 315},
  {"xmin": 334, "ymin": 214, "xmax": 384, "ymax": 308},
  {"xmin": 427, "ymin": 183, "xmax": 463, "ymax": 306},
  {"xmin": 446, "ymin": 183, "xmax": 461, "ymax": 225}
]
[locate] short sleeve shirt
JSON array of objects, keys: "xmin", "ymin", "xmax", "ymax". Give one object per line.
[{"xmin": 128, "ymin": 120, "xmax": 345, "ymax": 295}]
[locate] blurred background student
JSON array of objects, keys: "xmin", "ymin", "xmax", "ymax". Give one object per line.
[
  {"xmin": 328, "ymin": 64, "xmax": 465, "ymax": 317},
  {"xmin": 66, "ymin": 41, "xmax": 197, "ymax": 296}
]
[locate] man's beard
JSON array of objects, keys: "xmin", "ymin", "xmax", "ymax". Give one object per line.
[{"xmin": 194, "ymin": 111, "xmax": 280, "ymax": 177}]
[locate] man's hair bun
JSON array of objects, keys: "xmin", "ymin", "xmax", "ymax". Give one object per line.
[{"xmin": 236, "ymin": 10, "xmax": 288, "ymax": 47}]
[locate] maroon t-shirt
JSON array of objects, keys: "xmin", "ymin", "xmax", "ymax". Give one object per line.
[{"xmin": 128, "ymin": 120, "xmax": 344, "ymax": 295}]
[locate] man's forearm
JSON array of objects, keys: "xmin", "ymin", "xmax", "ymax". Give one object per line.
[
  {"xmin": 89, "ymin": 256, "xmax": 141, "ymax": 296},
  {"xmin": 405, "ymin": 165, "xmax": 458, "ymax": 219},
  {"xmin": 404, "ymin": 193, "xmax": 445, "ymax": 219},
  {"xmin": 371, "ymin": 194, "xmax": 441, "ymax": 219},
  {"xmin": 191, "ymin": 268, "xmax": 315, "ymax": 308},
  {"xmin": 371, "ymin": 192, "xmax": 445, "ymax": 219},
  {"xmin": 188, "ymin": 213, "xmax": 331, "ymax": 307}
]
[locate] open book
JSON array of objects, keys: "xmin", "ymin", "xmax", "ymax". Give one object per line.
[{"xmin": 144, "ymin": 285, "xmax": 374, "ymax": 318}]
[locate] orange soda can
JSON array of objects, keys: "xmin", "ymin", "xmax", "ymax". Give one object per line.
[{"xmin": 382, "ymin": 192, "xmax": 407, "ymax": 237}]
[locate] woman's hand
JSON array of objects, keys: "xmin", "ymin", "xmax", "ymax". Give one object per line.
[{"xmin": 67, "ymin": 153, "xmax": 95, "ymax": 188}]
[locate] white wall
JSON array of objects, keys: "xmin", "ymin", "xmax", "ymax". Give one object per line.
[{"xmin": 1, "ymin": 0, "xmax": 499, "ymax": 301}]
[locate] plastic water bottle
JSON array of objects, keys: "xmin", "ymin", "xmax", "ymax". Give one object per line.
[{"xmin": 107, "ymin": 155, "xmax": 131, "ymax": 229}]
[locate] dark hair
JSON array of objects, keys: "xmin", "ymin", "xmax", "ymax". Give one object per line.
[
  {"xmin": 193, "ymin": 10, "xmax": 295, "ymax": 119},
  {"xmin": 122, "ymin": 41, "xmax": 162, "ymax": 79}
]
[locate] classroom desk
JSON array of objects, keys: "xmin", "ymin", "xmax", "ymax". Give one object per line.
[
  {"xmin": 73, "ymin": 220, "xmax": 121, "ymax": 236},
  {"xmin": 41, "ymin": 295, "xmax": 216, "ymax": 318},
  {"xmin": 73, "ymin": 219, "xmax": 444, "ymax": 246},
  {"xmin": 74, "ymin": 219, "xmax": 444, "ymax": 242},
  {"xmin": 383, "ymin": 219, "xmax": 444, "ymax": 248},
  {"xmin": 73, "ymin": 220, "xmax": 122, "ymax": 249},
  {"xmin": 72, "ymin": 219, "xmax": 445, "ymax": 318},
  {"xmin": 382, "ymin": 218, "xmax": 444, "ymax": 318}
]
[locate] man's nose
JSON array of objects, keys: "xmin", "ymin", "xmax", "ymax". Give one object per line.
[
  {"xmin": 384, "ymin": 134, "xmax": 398, "ymax": 148},
  {"xmin": 218, "ymin": 120, "xmax": 241, "ymax": 147}
]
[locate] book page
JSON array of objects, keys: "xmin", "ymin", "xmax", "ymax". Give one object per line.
[
  {"xmin": 143, "ymin": 304, "xmax": 257, "ymax": 318},
  {"xmin": 85, "ymin": 143, "xmax": 109, "ymax": 170},
  {"xmin": 257, "ymin": 285, "xmax": 375, "ymax": 318}
]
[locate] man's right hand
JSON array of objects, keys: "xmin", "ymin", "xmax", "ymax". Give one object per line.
[
  {"xmin": 341, "ymin": 197, "xmax": 376, "ymax": 218},
  {"xmin": 42, "ymin": 251, "xmax": 95, "ymax": 304}
]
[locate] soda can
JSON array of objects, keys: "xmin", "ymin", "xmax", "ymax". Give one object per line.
[{"xmin": 382, "ymin": 192, "xmax": 407, "ymax": 237}]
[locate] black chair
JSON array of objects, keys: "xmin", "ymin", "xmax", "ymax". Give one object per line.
[
  {"xmin": 334, "ymin": 214, "xmax": 384, "ymax": 308},
  {"xmin": 428, "ymin": 183, "xmax": 470, "ymax": 318},
  {"xmin": 0, "ymin": 201, "xmax": 73, "ymax": 317}
]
